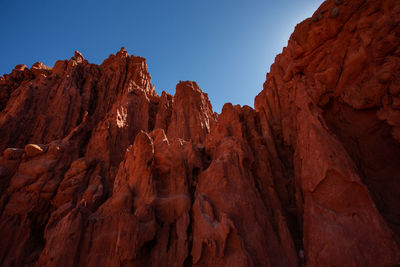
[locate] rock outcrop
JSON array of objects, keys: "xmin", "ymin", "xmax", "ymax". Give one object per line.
[{"xmin": 0, "ymin": 0, "xmax": 399, "ymax": 266}]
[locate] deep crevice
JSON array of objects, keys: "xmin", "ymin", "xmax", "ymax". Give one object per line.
[{"xmin": 323, "ymin": 101, "xmax": 400, "ymax": 237}]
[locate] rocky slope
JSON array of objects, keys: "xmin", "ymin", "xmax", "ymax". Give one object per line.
[{"xmin": 0, "ymin": 0, "xmax": 399, "ymax": 266}]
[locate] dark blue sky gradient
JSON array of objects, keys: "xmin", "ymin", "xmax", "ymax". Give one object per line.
[{"xmin": 0, "ymin": 0, "xmax": 323, "ymax": 112}]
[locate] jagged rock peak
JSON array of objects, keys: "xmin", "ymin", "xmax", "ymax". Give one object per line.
[
  {"xmin": 73, "ymin": 50, "xmax": 85, "ymax": 63},
  {"xmin": 116, "ymin": 46, "xmax": 129, "ymax": 57}
]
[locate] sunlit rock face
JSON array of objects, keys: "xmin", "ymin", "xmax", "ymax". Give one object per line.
[{"xmin": 0, "ymin": 0, "xmax": 400, "ymax": 266}]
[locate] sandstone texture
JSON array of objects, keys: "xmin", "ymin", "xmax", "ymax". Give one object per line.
[{"xmin": 1, "ymin": 0, "xmax": 400, "ymax": 266}]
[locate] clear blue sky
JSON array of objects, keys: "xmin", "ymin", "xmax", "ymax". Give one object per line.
[{"xmin": 0, "ymin": 0, "xmax": 323, "ymax": 112}]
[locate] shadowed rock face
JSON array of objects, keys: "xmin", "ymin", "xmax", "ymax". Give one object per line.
[{"xmin": 0, "ymin": 0, "xmax": 399, "ymax": 266}]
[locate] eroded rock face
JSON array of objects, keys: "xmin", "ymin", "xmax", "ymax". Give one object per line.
[
  {"xmin": 0, "ymin": 0, "xmax": 399, "ymax": 266},
  {"xmin": 255, "ymin": 0, "xmax": 400, "ymax": 265}
]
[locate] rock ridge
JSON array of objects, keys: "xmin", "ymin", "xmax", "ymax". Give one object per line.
[{"xmin": 0, "ymin": 0, "xmax": 400, "ymax": 266}]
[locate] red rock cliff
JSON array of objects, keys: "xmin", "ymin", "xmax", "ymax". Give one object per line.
[{"xmin": 0, "ymin": 0, "xmax": 400, "ymax": 266}]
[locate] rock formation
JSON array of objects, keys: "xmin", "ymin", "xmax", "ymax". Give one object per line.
[{"xmin": 0, "ymin": 0, "xmax": 399, "ymax": 266}]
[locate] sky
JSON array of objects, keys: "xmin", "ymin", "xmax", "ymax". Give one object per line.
[{"xmin": 0, "ymin": 0, "xmax": 324, "ymax": 113}]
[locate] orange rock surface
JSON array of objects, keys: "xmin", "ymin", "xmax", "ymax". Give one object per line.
[{"xmin": 0, "ymin": 0, "xmax": 400, "ymax": 266}]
